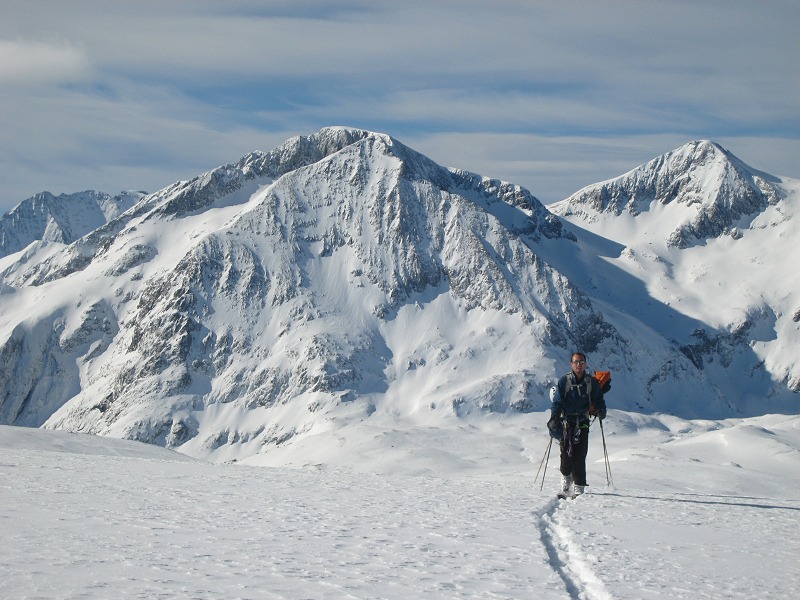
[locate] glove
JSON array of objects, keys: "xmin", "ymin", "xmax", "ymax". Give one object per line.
[
  {"xmin": 547, "ymin": 416, "xmax": 563, "ymax": 440},
  {"xmin": 597, "ymin": 407, "xmax": 607, "ymax": 420}
]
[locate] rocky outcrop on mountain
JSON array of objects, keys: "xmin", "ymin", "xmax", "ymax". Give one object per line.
[
  {"xmin": 552, "ymin": 140, "xmax": 783, "ymax": 247},
  {"xmin": 0, "ymin": 299, "xmax": 119, "ymax": 427}
]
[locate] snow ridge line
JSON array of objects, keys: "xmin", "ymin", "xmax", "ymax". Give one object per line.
[{"xmin": 536, "ymin": 497, "xmax": 613, "ymax": 600}]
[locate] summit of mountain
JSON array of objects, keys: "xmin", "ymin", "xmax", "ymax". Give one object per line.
[{"xmin": 549, "ymin": 140, "xmax": 784, "ymax": 248}]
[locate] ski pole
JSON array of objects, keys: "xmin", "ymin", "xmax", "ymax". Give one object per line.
[
  {"xmin": 534, "ymin": 436, "xmax": 553, "ymax": 490},
  {"xmin": 599, "ymin": 418, "xmax": 613, "ymax": 487},
  {"xmin": 541, "ymin": 436, "xmax": 553, "ymax": 491}
]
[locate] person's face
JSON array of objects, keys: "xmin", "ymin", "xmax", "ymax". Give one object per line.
[{"xmin": 571, "ymin": 355, "xmax": 586, "ymax": 377}]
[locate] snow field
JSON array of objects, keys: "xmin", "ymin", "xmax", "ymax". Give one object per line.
[
  {"xmin": 2, "ymin": 415, "xmax": 799, "ymax": 599},
  {"xmin": 555, "ymin": 491, "xmax": 799, "ymax": 599},
  {"xmin": 1, "ymin": 440, "xmax": 559, "ymax": 599}
]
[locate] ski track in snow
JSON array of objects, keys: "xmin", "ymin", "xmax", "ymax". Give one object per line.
[
  {"xmin": 537, "ymin": 497, "xmax": 612, "ymax": 600},
  {"xmin": 539, "ymin": 487, "xmax": 800, "ymax": 600}
]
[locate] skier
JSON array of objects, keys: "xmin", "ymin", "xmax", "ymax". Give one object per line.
[{"xmin": 548, "ymin": 352, "xmax": 607, "ymax": 498}]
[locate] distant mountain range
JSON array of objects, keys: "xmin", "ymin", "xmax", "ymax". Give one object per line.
[
  {"xmin": 0, "ymin": 190, "xmax": 143, "ymax": 257},
  {"xmin": 0, "ymin": 128, "xmax": 796, "ymax": 462}
]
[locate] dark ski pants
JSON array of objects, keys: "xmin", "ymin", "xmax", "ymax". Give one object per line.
[{"xmin": 560, "ymin": 426, "xmax": 589, "ymax": 486}]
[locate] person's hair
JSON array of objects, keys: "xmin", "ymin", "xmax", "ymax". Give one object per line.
[{"xmin": 571, "ymin": 351, "xmax": 586, "ymax": 362}]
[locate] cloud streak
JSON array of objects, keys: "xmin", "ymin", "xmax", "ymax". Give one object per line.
[{"xmin": 0, "ymin": 39, "xmax": 90, "ymax": 85}]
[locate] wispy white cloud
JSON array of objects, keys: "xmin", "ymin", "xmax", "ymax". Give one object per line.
[{"xmin": 0, "ymin": 39, "xmax": 90, "ymax": 85}]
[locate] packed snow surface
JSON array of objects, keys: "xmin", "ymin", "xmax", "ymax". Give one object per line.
[{"xmin": 2, "ymin": 413, "xmax": 798, "ymax": 599}]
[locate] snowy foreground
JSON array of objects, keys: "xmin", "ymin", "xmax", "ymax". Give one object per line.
[{"xmin": 2, "ymin": 412, "xmax": 799, "ymax": 599}]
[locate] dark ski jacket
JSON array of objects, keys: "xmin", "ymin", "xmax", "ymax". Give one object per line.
[{"xmin": 552, "ymin": 372, "xmax": 606, "ymax": 423}]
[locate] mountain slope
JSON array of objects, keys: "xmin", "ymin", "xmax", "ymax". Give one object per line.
[
  {"xmin": 548, "ymin": 141, "xmax": 800, "ymax": 411},
  {"xmin": 0, "ymin": 128, "xmax": 643, "ymax": 459},
  {"xmin": 4, "ymin": 418, "xmax": 799, "ymax": 599},
  {"xmin": 0, "ymin": 129, "xmax": 794, "ymax": 464}
]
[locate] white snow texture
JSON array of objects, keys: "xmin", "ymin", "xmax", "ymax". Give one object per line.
[{"xmin": 1, "ymin": 417, "xmax": 798, "ymax": 599}]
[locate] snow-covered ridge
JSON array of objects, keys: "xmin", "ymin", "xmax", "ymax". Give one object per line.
[
  {"xmin": 0, "ymin": 128, "xmax": 797, "ymax": 467},
  {"xmin": 0, "ymin": 190, "xmax": 143, "ymax": 259},
  {"xmin": 545, "ymin": 142, "xmax": 799, "ymax": 408},
  {"xmin": 550, "ymin": 140, "xmax": 783, "ymax": 248},
  {"xmin": 0, "ymin": 127, "xmax": 609, "ymax": 459}
]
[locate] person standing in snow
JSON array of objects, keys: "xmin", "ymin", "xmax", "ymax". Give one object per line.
[{"xmin": 548, "ymin": 352, "xmax": 607, "ymax": 498}]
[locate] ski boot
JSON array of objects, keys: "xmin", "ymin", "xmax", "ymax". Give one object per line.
[{"xmin": 557, "ymin": 474, "xmax": 573, "ymax": 499}]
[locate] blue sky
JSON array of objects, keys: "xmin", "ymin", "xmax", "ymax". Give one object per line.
[{"xmin": 1, "ymin": 0, "xmax": 798, "ymax": 214}]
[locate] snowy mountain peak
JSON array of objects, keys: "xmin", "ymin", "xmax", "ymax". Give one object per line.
[
  {"xmin": 550, "ymin": 140, "xmax": 783, "ymax": 247},
  {"xmin": 0, "ymin": 129, "xmax": 796, "ymax": 464},
  {"xmin": 0, "ymin": 127, "xmax": 607, "ymax": 457},
  {"xmin": 546, "ymin": 141, "xmax": 799, "ymax": 409},
  {"xmin": 0, "ymin": 190, "xmax": 143, "ymax": 259}
]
